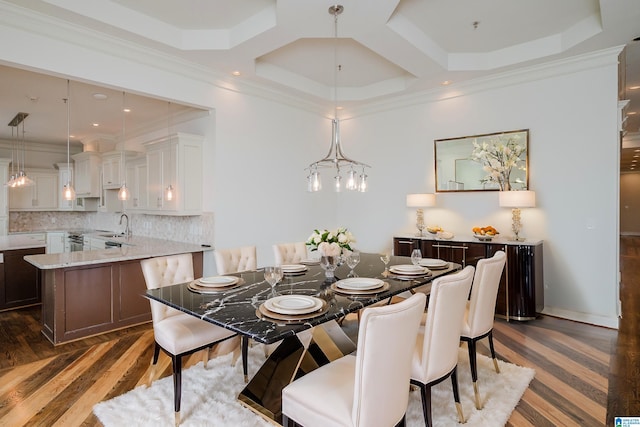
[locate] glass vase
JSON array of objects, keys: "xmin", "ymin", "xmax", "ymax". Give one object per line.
[{"xmin": 320, "ymin": 255, "xmax": 338, "ymax": 279}]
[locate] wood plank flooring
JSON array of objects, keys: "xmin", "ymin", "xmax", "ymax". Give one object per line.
[{"xmin": 2, "ymin": 237, "xmax": 638, "ymax": 426}]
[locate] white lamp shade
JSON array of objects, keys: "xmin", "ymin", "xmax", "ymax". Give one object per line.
[
  {"xmin": 499, "ymin": 190, "xmax": 536, "ymax": 208},
  {"xmin": 406, "ymin": 193, "xmax": 436, "ymax": 208}
]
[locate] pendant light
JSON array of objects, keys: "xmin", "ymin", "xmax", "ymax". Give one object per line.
[
  {"xmin": 62, "ymin": 79, "xmax": 76, "ymax": 201},
  {"xmin": 16, "ymin": 115, "xmax": 34, "ymax": 187},
  {"xmin": 306, "ymin": 5, "xmax": 370, "ymax": 193},
  {"xmin": 165, "ymin": 101, "xmax": 173, "ymax": 201},
  {"xmin": 118, "ymin": 91, "xmax": 130, "ymax": 201},
  {"xmin": 5, "ymin": 126, "xmax": 16, "ymax": 187}
]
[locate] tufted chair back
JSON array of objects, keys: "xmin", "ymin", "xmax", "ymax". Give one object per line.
[
  {"xmin": 214, "ymin": 246, "xmax": 257, "ymax": 274},
  {"xmin": 464, "ymin": 250, "xmax": 507, "ymax": 337},
  {"xmin": 141, "ymin": 253, "xmax": 194, "ymax": 323},
  {"xmin": 412, "ymin": 266, "xmax": 474, "ymax": 385},
  {"xmin": 273, "ymin": 242, "xmax": 308, "ymax": 265}
]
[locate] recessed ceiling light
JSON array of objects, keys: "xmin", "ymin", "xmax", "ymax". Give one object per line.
[
  {"xmin": 93, "ymin": 93, "xmax": 108, "ymax": 100},
  {"xmin": 232, "ymin": 71, "xmax": 241, "ymax": 76},
  {"xmin": 629, "ymin": 86, "xmax": 640, "ymax": 90},
  {"xmin": 92, "ymin": 123, "xmax": 99, "ymax": 127},
  {"xmin": 440, "ymin": 80, "xmax": 452, "ymax": 86},
  {"xmin": 628, "ymin": 111, "xmax": 637, "ymax": 115},
  {"xmin": 123, "ymin": 108, "xmax": 131, "ymax": 113}
]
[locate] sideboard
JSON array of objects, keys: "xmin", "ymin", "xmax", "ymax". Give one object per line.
[{"xmin": 393, "ymin": 235, "xmax": 543, "ymax": 321}]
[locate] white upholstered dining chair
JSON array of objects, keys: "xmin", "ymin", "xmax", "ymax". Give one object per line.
[
  {"xmin": 281, "ymin": 292, "xmax": 426, "ymax": 427},
  {"xmin": 141, "ymin": 253, "xmax": 239, "ymax": 426},
  {"xmin": 410, "ymin": 266, "xmax": 475, "ymax": 427},
  {"xmin": 214, "ymin": 245, "xmax": 257, "ymax": 274},
  {"xmin": 273, "ymin": 242, "xmax": 308, "ymax": 265},
  {"xmin": 460, "ymin": 250, "xmax": 507, "ymax": 409}
]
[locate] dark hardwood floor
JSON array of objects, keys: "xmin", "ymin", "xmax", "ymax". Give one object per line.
[{"xmin": 1, "ymin": 237, "xmax": 638, "ymax": 426}]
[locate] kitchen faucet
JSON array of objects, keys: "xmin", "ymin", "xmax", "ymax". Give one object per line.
[{"xmin": 119, "ymin": 213, "xmax": 131, "ymax": 237}]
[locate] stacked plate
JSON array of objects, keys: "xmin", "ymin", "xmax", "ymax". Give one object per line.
[
  {"xmin": 332, "ymin": 278, "xmax": 389, "ymax": 295},
  {"xmin": 258, "ymin": 295, "xmax": 327, "ymax": 322},
  {"xmin": 281, "ymin": 264, "xmax": 308, "ymax": 274},
  {"xmin": 418, "ymin": 258, "xmax": 449, "ymax": 270},
  {"xmin": 389, "ymin": 264, "xmax": 430, "ymax": 276},
  {"xmin": 300, "ymin": 258, "xmax": 320, "ymax": 266},
  {"xmin": 188, "ymin": 276, "xmax": 239, "ymax": 293}
]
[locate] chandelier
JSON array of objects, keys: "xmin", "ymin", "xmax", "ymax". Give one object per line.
[
  {"xmin": 306, "ymin": 4, "xmax": 370, "ymax": 193},
  {"xmin": 6, "ymin": 112, "xmax": 34, "ymax": 187}
]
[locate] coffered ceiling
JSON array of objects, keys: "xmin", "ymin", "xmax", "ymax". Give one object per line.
[{"xmin": 0, "ymin": 0, "xmax": 639, "ymax": 168}]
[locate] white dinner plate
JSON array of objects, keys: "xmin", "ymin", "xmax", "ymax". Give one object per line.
[
  {"xmin": 281, "ymin": 264, "xmax": 308, "ymax": 273},
  {"xmin": 419, "ymin": 258, "xmax": 449, "ymax": 269},
  {"xmin": 264, "ymin": 295, "xmax": 323, "ymax": 315},
  {"xmin": 197, "ymin": 276, "xmax": 239, "ymax": 287},
  {"xmin": 389, "ymin": 265, "xmax": 429, "ymax": 275},
  {"xmin": 335, "ymin": 278, "xmax": 384, "ymax": 291},
  {"xmin": 390, "ymin": 264, "xmax": 424, "ymax": 272},
  {"xmin": 300, "ymin": 259, "xmax": 320, "ymax": 265}
]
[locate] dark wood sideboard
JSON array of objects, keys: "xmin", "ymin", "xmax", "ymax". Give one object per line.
[{"xmin": 393, "ymin": 236, "xmax": 543, "ymax": 321}]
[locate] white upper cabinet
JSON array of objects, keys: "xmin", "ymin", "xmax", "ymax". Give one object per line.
[
  {"xmin": 9, "ymin": 169, "xmax": 58, "ymax": 211},
  {"xmin": 101, "ymin": 152, "xmax": 122, "ymax": 189},
  {"xmin": 71, "ymin": 152, "xmax": 101, "ymax": 197},
  {"xmin": 143, "ymin": 133, "xmax": 202, "ymax": 215},
  {"xmin": 124, "ymin": 157, "xmax": 147, "ymax": 211}
]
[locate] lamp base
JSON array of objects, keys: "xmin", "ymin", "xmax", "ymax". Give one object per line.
[{"xmin": 509, "ymin": 235, "xmax": 526, "ymax": 242}]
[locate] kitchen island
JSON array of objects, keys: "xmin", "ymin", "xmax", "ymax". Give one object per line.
[{"xmin": 25, "ymin": 234, "xmax": 211, "ymax": 345}]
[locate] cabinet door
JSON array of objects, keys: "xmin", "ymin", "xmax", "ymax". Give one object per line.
[
  {"xmin": 46, "ymin": 232, "xmax": 66, "ymax": 254},
  {"xmin": 1, "ymin": 247, "xmax": 45, "ymax": 310},
  {"xmin": 393, "ymin": 238, "xmax": 419, "ymax": 256},
  {"xmin": 102, "ymin": 156, "xmax": 121, "ymax": 189},
  {"xmin": 32, "ymin": 174, "xmax": 58, "ymax": 209},
  {"xmin": 146, "ymin": 148, "xmax": 165, "ymax": 210}
]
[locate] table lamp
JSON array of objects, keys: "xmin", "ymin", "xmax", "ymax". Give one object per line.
[
  {"xmin": 406, "ymin": 193, "xmax": 436, "ymax": 236},
  {"xmin": 499, "ymin": 190, "xmax": 536, "ymax": 241}
]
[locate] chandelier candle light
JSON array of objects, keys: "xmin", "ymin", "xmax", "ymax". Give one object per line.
[
  {"xmin": 306, "ymin": 5, "xmax": 370, "ymax": 193},
  {"xmin": 406, "ymin": 193, "xmax": 436, "ymax": 236},
  {"xmin": 499, "ymin": 190, "xmax": 536, "ymax": 241}
]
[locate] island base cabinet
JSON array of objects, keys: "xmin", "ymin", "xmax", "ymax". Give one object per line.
[
  {"xmin": 41, "ymin": 252, "xmax": 203, "ymax": 345},
  {"xmin": 0, "ymin": 247, "xmax": 46, "ymax": 311}
]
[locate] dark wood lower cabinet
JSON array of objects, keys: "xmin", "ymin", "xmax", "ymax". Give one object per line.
[
  {"xmin": 40, "ymin": 251, "xmax": 203, "ymax": 345},
  {"xmin": 0, "ymin": 247, "xmax": 46, "ymax": 311},
  {"xmin": 393, "ymin": 237, "xmax": 543, "ymax": 321}
]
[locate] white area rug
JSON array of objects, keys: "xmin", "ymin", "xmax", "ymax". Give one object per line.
[{"xmin": 94, "ymin": 344, "xmax": 534, "ymax": 427}]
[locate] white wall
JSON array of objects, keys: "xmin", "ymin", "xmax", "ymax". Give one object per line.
[
  {"xmin": 0, "ymin": 18, "xmax": 621, "ymax": 327},
  {"xmin": 337, "ymin": 50, "xmax": 621, "ymax": 328}
]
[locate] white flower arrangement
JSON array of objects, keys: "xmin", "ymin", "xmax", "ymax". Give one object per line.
[
  {"xmin": 471, "ymin": 133, "xmax": 526, "ymax": 191},
  {"xmin": 306, "ymin": 227, "xmax": 355, "ymax": 257}
]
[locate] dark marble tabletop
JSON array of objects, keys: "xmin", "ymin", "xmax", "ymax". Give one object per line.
[{"xmin": 145, "ymin": 253, "xmax": 461, "ymax": 344}]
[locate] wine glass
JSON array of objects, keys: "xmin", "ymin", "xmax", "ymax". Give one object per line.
[
  {"xmin": 411, "ymin": 248, "xmax": 423, "ymax": 266},
  {"xmin": 380, "ymin": 252, "xmax": 391, "ymax": 275},
  {"xmin": 346, "ymin": 250, "xmax": 360, "ymax": 277},
  {"xmin": 264, "ymin": 266, "xmax": 283, "ymax": 296}
]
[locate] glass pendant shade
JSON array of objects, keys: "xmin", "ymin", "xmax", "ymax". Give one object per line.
[
  {"xmin": 63, "ymin": 184, "xmax": 76, "ymax": 201},
  {"xmin": 118, "ymin": 183, "xmax": 130, "ymax": 201},
  {"xmin": 165, "ymin": 184, "xmax": 173, "ymax": 201}
]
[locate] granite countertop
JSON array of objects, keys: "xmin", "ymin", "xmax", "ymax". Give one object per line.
[
  {"xmin": 395, "ymin": 233, "xmax": 543, "ymax": 246},
  {"xmin": 24, "ymin": 233, "xmax": 212, "ymax": 270},
  {"xmin": 0, "ymin": 235, "xmax": 48, "ymax": 251}
]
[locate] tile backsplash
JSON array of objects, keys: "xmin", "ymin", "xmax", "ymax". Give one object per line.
[{"xmin": 9, "ymin": 211, "xmax": 214, "ymax": 245}]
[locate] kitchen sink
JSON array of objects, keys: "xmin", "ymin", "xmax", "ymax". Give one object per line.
[{"xmin": 99, "ymin": 233, "xmax": 126, "ymax": 238}]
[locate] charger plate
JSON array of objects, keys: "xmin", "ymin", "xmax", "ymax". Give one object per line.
[{"xmin": 257, "ymin": 299, "xmax": 328, "ymax": 323}]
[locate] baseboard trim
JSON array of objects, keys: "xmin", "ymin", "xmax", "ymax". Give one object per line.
[{"xmin": 541, "ymin": 307, "xmax": 619, "ymax": 329}]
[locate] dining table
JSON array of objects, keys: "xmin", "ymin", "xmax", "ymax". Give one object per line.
[{"xmin": 145, "ymin": 252, "xmax": 461, "ymax": 424}]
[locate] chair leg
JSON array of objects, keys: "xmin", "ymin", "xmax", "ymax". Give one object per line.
[
  {"xmin": 148, "ymin": 342, "xmax": 161, "ymax": 385},
  {"xmin": 418, "ymin": 383, "xmax": 433, "ymax": 427},
  {"xmin": 488, "ymin": 331, "xmax": 500, "ymax": 374},
  {"xmin": 202, "ymin": 346, "xmax": 210, "ymax": 368},
  {"xmin": 241, "ymin": 336, "xmax": 249, "ymax": 383},
  {"xmin": 172, "ymin": 354, "xmax": 183, "ymax": 426},
  {"xmin": 451, "ymin": 367, "xmax": 465, "ymax": 423},
  {"xmin": 467, "ymin": 338, "xmax": 482, "ymax": 410}
]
